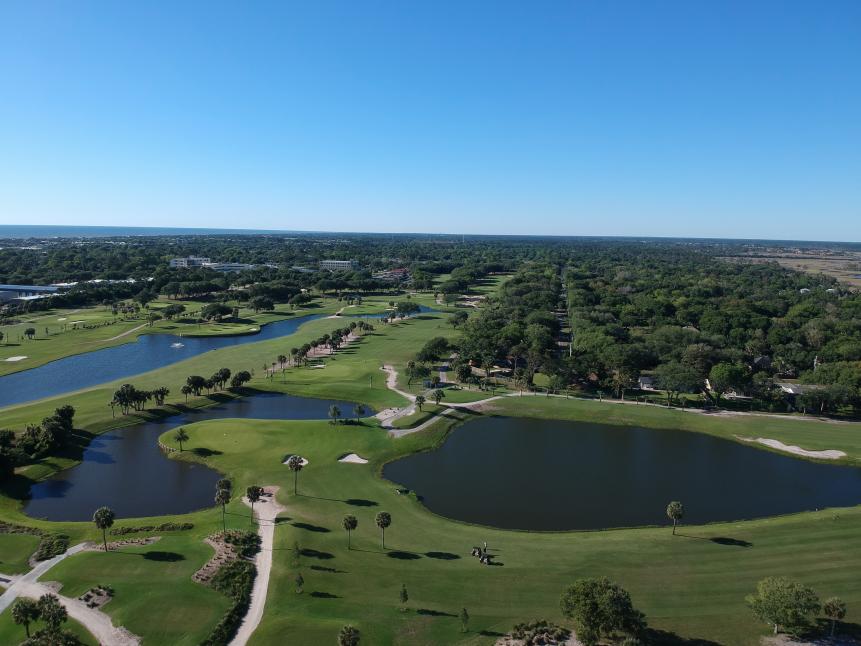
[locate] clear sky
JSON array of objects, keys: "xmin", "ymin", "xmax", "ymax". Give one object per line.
[{"xmin": 1, "ymin": 1, "xmax": 859, "ymax": 240}]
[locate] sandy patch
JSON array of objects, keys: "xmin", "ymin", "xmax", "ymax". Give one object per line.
[
  {"xmin": 338, "ymin": 453, "xmax": 368, "ymax": 464},
  {"xmin": 4, "ymin": 356, "xmax": 27, "ymax": 362},
  {"xmin": 69, "ymin": 320, "xmax": 85, "ymax": 324},
  {"xmin": 309, "ymin": 363, "xmax": 326, "ymax": 369},
  {"xmin": 282, "ymin": 455, "xmax": 309, "ymax": 466},
  {"xmin": 57, "ymin": 317, "xmax": 67, "ymax": 321},
  {"xmin": 738, "ymin": 436, "xmax": 846, "ymax": 460}
]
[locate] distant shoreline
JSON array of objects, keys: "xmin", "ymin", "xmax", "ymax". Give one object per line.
[{"xmin": 0, "ymin": 224, "xmax": 858, "ymax": 247}]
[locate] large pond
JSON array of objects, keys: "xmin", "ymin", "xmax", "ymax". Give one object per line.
[
  {"xmin": 25, "ymin": 392, "xmax": 372, "ymax": 522},
  {"xmin": 0, "ymin": 313, "xmax": 327, "ymax": 409},
  {"xmin": 383, "ymin": 417, "xmax": 861, "ymax": 531}
]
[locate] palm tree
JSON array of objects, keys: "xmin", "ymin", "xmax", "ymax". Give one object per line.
[
  {"xmin": 415, "ymin": 395, "xmax": 425, "ymax": 412},
  {"xmin": 338, "ymin": 624, "xmax": 360, "ymax": 646},
  {"xmin": 38, "ymin": 593, "xmax": 67, "ymax": 631},
  {"xmin": 11, "ymin": 598, "xmax": 40, "ymax": 638},
  {"xmin": 328, "ymin": 404, "xmax": 342, "ymax": 425},
  {"xmin": 173, "ymin": 428, "xmax": 189, "ymax": 452},
  {"xmin": 375, "ymin": 511, "xmax": 391, "ymax": 549},
  {"xmin": 343, "ymin": 515, "xmax": 358, "ymax": 549},
  {"xmin": 215, "ymin": 486, "xmax": 231, "ymax": 533},
  {"xmin": 666, "ymin": 500, "xmax": 684, "ymax": 535},
  {"xmin": 353, "ymin": 404, "xmax": 366, "ymax": 422},
  {"xmin": 824, "ymin": 597, "xmax": 847, "ymax": 636},
  {"xmin": 181, "ymin": 384, "xmax": 192, "ymax": 402},
  {"xmin": 399, "ymin": 583, "xmax": 409, "ymax": 611},
  {"xmin": 288, "ymin": 455, "xmax": 304, "ymax": 494},
  {"xmin": 431, "ymin": 389, "xmax": 444, "ymax": 406},
  {"xmin": 93, "ymin": 506, "xmax": 115, "ymax": 551},
  {"xmin": 246, "ymin": 485, "xmax": 264, "ymax": 520}
]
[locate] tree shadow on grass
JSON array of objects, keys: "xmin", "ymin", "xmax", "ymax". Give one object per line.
[
  {"xmin": 310, "ymin": 591, "xmax": 340, "ymax": 599},
  {"xmin": 645, "ymin": 628, "xmax": 723, "ymax": 645},
  {"xmin": 387, "ymin": 550, "xmax": 421, "ymax": 560},
  {"xmin": 292, "ymin": 522, "xmax": 330, "ymax": 533},
  {"xmin": 191, "ymin": 447, "xmax": 222, "ymax": 457},
  {"xmin": 479, "ymin": 630, "xmax": 505, "ymax": 638},
  {"xmin": 300, "ymin": 548, "xmax": 335, "ymax": 560},
  {"xmin": 417, "ymin": 609, "xmax": 456, "ymax": 617},
  {"xmin": 709, "ymin": 537, "xmax": 752, "ymax": 547},
  {"xmin": 345, "ymin": 498, "xmax": 378, "ymax": 507},
  {"xmin": 425, "ymin": 551, "xmax": 460, "ymax": 560},
  {"xmin": 142, "ymin": 551, "xmax": 185, "ymax": 562},
  {"xmin": 677, "ymin": 533, "xmax": 753, "ymax": 548},
  {"xmin": 310, "ymin": 565, "xmax": 347, "ymax": 574}
]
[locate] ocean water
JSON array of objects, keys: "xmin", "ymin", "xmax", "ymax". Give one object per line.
[{"xmin": 0, "ymin": 224, "xmax": 289, "ymax": 239}]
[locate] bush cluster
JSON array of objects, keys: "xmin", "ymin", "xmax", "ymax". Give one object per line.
[
  {"xmin": 109, "ymin": 522, "xmax": 193, "ymax": 535},
  {"xmin": 33, "ymin": 533, "xmax": 69, "ymax": 561},
  {"xmin": 222, "ymin": 530, "xmax": 262, "ymax": 558},
  {"xmin": 201, "ymin": 560, "xmax": 257, "ymax": 646}
]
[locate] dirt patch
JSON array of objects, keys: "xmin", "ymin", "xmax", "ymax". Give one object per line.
[
  {"xmin": 737, "ymin": 436, "xmax": 847, "ymax": 459},
  {"xmin": 88, "ymin": 536, "xmax": 161, "ymax": 552},
  {"xmin": 79, "ymin": 584, "xmax": 114, "ymax": 610},
  {"xmin": 192, "ymin": 534, "xmax": 239, "ymax": 585},
  {"xmin": 338, "ymin": 453, "xmax": 368, "ymax": 464}
]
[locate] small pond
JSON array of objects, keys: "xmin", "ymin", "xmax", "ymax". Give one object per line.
[
  {"xmin": 0, "ymin": 313, "xmax": 326, "ymax": 409},
  {"xmin": 25, "ymin": 392, "xmax": 373, "ymax": 522},
  {"xmin": 383, "ymin": 417, "xmax": 861, "ymax": 531}
]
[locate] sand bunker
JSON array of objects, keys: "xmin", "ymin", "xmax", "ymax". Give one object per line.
[
  {"xmin": 4, "ymin": 356, "xmax": 27, "ymax": 362},
  {"xmin": 282, "ymin": 455, "xmax": 309, "ymax": 466},
  {"xmin": 57, "ymin": 317, "xmax": 67, "ymax": 321},
  {"xmin": 338, "ymin": 453, "xmax": 368, "ymax": 464},
  {"xmin": 739, "ymin": 436, "xmax": 846, "ymax": 460}
]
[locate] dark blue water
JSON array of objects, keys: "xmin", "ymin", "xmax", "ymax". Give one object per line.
[
  {"xmin": 0, "ymin": 313, "xmax": 325, "ymax": 408},
  {"xmin": 384, "ymin": 417, "xmax": 861, "ymax": 531},
  {"xmin": 25, "ymin": 392, "xmax": 373, "ymax": 521}
]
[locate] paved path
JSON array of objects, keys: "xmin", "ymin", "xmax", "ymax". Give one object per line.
[
  {"xmin": 88, "ymin": 322, "xmax": 148, "ymax": 343},
  {"xmin": 229, "ymin": 486, "xmax": 286, "ymax": 646},
  {"xmin": 0, "ymin": 543, "xmax": 140, "ymax": 645}
]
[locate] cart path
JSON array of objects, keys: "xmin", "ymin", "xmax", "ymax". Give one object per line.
[
  {"xmin": 0, "ymin": 542, "xmax": 141, "ymax": 645},
  {"xmin": 229, "ymin": 486, "xmax": 286, "ymax": 646}
]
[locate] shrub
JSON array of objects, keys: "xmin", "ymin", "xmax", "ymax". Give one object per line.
[
  {"xmin": 33, "ymin": 534, "xmax": 69, "ymax": 561},
  {"xmin": 222, "ymin": 530, "xmax": 261, "ymax": 558},
  {"xmin": 201, "ymin": 560, "xmax": 257, "ymax": 646}
]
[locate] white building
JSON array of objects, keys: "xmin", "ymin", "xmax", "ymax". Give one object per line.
[
  {"xmin": 319, "ymin": 259, "xmax": 359, "ymax": 271},
  {"xmin": 169, "ymin": 256, "xmax": 211, "ymax": 268}
]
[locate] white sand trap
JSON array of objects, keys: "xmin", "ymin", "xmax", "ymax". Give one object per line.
[
  {"xmin": 310, "ymin": 364, "xmax": 326, "ymax": 369},
  {"xmin": 282, "ymin": 455, "xmax": 309, "ymax": 466},
  {"xmin": 4, "ymin": 356, "xmax": 28, "ymax": 362},
  {"xmin": 69, "ymin": 320, "xmax": 85, "ymax": 324},
  {"xmin": 57, "ymin": 317, "xmax": 67, "ymax": 321},
  {"xmin": 740, "ymin": 436, "xmax": 846, "ymax": 460},
  {"xmin": 338, "ymin": 453, "xmax": 368, "ymax": 464}
]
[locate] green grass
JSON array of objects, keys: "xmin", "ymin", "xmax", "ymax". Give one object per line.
[
  {"xmin": 46, "ymin": 535, "xmax": 234, "ymax": 645},
  {"xmin": 0, "ymin": 609, "xmax": 98, "ymax": 645},
  {"xmin": 0, "ymin": 532, "xmax": 39, "ymax": 574},
  {"xmin": 0, "ymin": 297, "xmax": 344, "ymax": 377},
  {"xmin": 2, "ymin": 286, "xmax": 861, "ymax": 644},
  {"xmin": 152, "ymin": 416, "xmax": 861, "ymax": 646}
]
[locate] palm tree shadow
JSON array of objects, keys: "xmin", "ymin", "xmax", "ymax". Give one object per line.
[{"xmin": 645, "ymin": 628, "xmax": 722, "ymax": 645}]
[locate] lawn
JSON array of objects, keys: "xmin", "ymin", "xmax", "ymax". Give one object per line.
[
  {"xmin": 0, "ymin": 296, "xmax": 345, "ymax": 377},
  {"xmin": 45, "ymin": 534, "xmax": 235, "ymax": 645},
  {"xmin": 149, "ymin": 416, "xmax": 861, "ymax": 646},
  {"xmin": 0, "ymin": 532, "xmax": 40, "ymax": 574},
  {"xmin": 0, "ymin": 609, "xmax": 98, "ymax": 645}
]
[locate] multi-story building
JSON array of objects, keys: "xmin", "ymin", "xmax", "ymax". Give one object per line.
[
  {"xmin": 169, "ymin": 256, "xmax": 211, "ymax": 268},
  {"xmin": 319, "ymin": 259, "xmax": 359, "ymax": 271}
]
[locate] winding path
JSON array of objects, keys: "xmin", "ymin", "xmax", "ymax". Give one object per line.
[
  {"xmin": 229, "ymin": 486, "xmax": 286, "ymax": 646},
  {"xmin": 0, "ymin": 543, "xmax": 140, "ymax": 645},
  {"xmin": 86, "ymin": 322, "xmax": 149, "ymax": 344}
]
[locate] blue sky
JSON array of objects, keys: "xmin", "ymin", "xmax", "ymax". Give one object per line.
[{"xmin": 1, "ymin": 1, "xmax": 859, "ymax": 240}]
